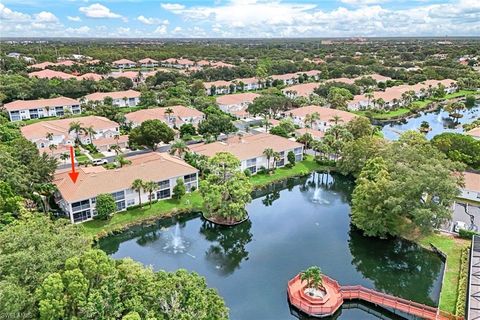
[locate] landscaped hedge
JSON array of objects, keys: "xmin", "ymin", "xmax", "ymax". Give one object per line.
[
  {"xmin": 455, "ymin": 247, "xmax": 469, "ymax": 317},
  {"xmin": 459, "ymin": 229, "xmax": 479, "ymax": 239}
]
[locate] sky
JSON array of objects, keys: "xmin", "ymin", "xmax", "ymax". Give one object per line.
[{"xmin": 1, "ymin": 0, "xmax": 479, "ymax": 38}]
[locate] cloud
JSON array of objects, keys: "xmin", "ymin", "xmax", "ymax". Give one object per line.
[
  {"xmin": 0, "ymin": 3, "xmax": 29, "ymax": 21},
  {"xmin": 65, "ymin": 26, "xmax": 91, "ymax": 35},
  {"xmin": 67, "ymin": 16, "xmax": 82, "ymax": 22},
  {"xmin": 34, "ymin": 11, "xmax": 58, "ymax": 23},
  {"xmin": 161, "ymin": 3, "xmax": 186, "ymax": 11},
  {"xmin": 154, "ymin": 25, "xmax": 168, "ymax": 34},
  {"xmin": 79, "ymin": 3, "xmax": 122, "ymax": 19},
  {"xmin": 137, "ymin": 15, "xmax": 169, "ymax": 25},
  {"xmin": 172, "ymin": 26, "xmax": 182, "ymax": 33}
]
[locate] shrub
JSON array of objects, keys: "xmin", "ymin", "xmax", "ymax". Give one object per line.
[
  {"xmin": 95, "ymin": 194, "xmax": 116, "ymax": 220},
  {"xmin": 173, "ymin": 178, "xmax": 186, "ymax": 200},
  {"xmin": 287, "ymin": 151, "xmax": 296, "ymax": 167},
  {"xmin": 459, "ymin": 229, "xmax": 478, "ymax": 239},
  {"xmin": 243, "ymin": 169, "xmax": 252, "ymax": 177},
  {"xmin": 257, "ymin": 166, "xmax": 268, "ymax": 175},
  {"xmin": 455, "ymin": 247, "xmax": 469, "ymax": 317}
]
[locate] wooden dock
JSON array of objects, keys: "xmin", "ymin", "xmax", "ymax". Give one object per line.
[{"xmin": 287, "ymin": 274, "xmax": 463, "ymax": 319}]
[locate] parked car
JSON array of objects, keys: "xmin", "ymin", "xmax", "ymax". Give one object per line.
[
  {"xmin": 92, "ymin": 159, "xmax": 108, "ymax": 166},
  {"xmin": 454, "ymin": 221, "xmax": 468, "ymax": 233}
]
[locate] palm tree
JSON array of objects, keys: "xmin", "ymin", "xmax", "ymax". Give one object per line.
[
  {"xmin": 131, "ymin": 179, "xmax": 144, "ymax": 208},
  {"xmin": 263, "ymin": 148, "xmax": 275, "ymax": 171},
  {"xmin": 365, "ymin": 91, "xmax": 374, "ymax": 108},
  {"xmin": 329, "ymin": 114, "xmax": 343, "ymax": 125},
  {"xmin": 110, "ymin": 144, "xmax": 122, "ymax": 155},
  {"xmin": 300, "ymin": 266, "xmax": 324, "ymax": 290},
  {"xmin": 304, "ymin": 112, "xmax": 320, "ymax": 129},
  {"xmin": 83, "ymin": 125, "xmax": 96, "ymax": 143},
  {"xmin": 143, "ymin": 181, "xmax": 158, "ymax": 208},
  {"xmin": 170, "ymin": 139, "xmax": 187, "ymax": 158},
  {"xmin": 116, "ymin": 154, "xmax": 130, "ymax": 168},
  {"xmin": 45, "ymin": 132, "xmax": 54, "ymax": 141},
  {"xmin": 165, "ymin": 107, "xmax": 174, "ymax": 123},
  {"xmin": 60, "ymin": 152, "xmax": 69, "ymax": 164},
  {"xmin": 68, "ymin": 121, "xmax": 83, "ymax": 145},
  {"xmin": 272, "ymin": 151, "xmax": 281, "ymax": 170},
  {"xmin": 297, "ymin": 133, "xmax": 313, "ymax": 154},
  {"xmin": 377, "ymin": 98, "xmax": 386, "ymax": 110},
  {"xmin": 48, "ymin": 144, "xmax": 57, "ymax": 156}
]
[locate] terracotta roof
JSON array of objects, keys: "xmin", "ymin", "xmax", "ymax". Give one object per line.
[
  {"xmin": 111, "ymin": 71, "xmax": 141, "ymax": 80},
  {"xmin": 282, "ymin": 83, "xmax": 320, "ymax": 97},
  {"xmin": 138, "ymin": 58, "xmax": 158, "ymax": 64},
  {"xmin": 360, "ymin": 74, "xmax": 392, "ymax": 82},
  {"xmin": 466, "ymin": 127, "xmax": 480, "ymax": 139},
  {"xmin": 39, "ymin": 144, "xmax": 71, "ymax": 156},
  {"xmin": 29, "ymin": 61, "xmax": 56, "ymax": 69},
  {"xmin": 84, "ymin": 90, "xmax": 140, "ymax": 101},
  {"xmin": 204, "ymin": 80, "xmax": 232, "ymax": 89},
  {"xmin": 28, "ymin": 69, "xmax": 76, "ymax": 80},
  {"xmin": 56, "ymin": 60, "xmax": 77, "ymax": 67},
  {"xmin": 77, "ymin": 73, "xmax": 103, "ymax": 81},
  {"xmin": 177, "ymin": 58, "xmax": 195, "ymax": 65},
  {"xmin": 86, "ymin": 59, "xmax": 101, "ymax": 65},
  {"xmin": 92, "ymin": 134, "xmax": 129, "ymax": 147},
  {"xmin": 295, "ymin": 128, "xmax": 325, "ymax": 139},
  {"xmin": 211, "ymin": 61, "xmax": 235, "ymax": 68},
  {"xmin": 54, "ymin": 152, "xmax": 197, "ymax": 202},
  {"xmin": 112, "ymin": 59, "xmax": 136, "ymax": 64},
  {"xmin": 189, "ymin": 133, "xmax": 303, "ymax": 161},
  {"xmin": 125, "ymin": 106, "xmax": 204, "ymax": 124},
  {"xmin": 4, "ymin": 96, "xmax": 79, "ymax": 112},
  {"xmin": 271, "ymin": 73, "xmax": 298, "ymax": 81},
  {"xmin": 20, "ymin": 116, "xmax": 118, "ymax": 141},
  {"xmin": 324, "ymin": 77, "xmax": 356, "ymax": 85},
  {"xmin": 216, "ymin": 92, "xmax": 260, "ymax": 106},
  {"xmin": 298, "ymin": 70, "xmax": 322, "ymax": 77},
  {"xmin": 196, "ymin": 60, "xmax": 211, "ymax": 66},
  {"xmin": 162, "ymin": 58, "xmax": 178, "ymax": 63},
  {"xmin": 287, "ymin": 105, "xmax": 357, "ymax": 123},
  {"xmin": 235, "ymin": 77, "xmax": 259, "ymax": 85},
  {"xmin": 463, "ymin": 172, "xmax": 480, "ymax": 193}
]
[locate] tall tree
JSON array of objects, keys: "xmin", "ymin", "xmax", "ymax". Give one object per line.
[
  {"xmin": 128, "ymin": 119, "xmax": 175, "ymax": 151},
  {"xmin": 131, "ymin": 179, "xmax": 144, "ymax": 208}
]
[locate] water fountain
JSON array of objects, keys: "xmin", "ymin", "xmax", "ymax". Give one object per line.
[
  {"xmin": 312, "ymin": 187, "xmax": 321, "ymax": 203},
  {"xmin": 162, "ymin": 222, "xmax": 189, "ymax": 254}
]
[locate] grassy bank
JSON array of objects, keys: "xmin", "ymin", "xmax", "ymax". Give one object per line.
[
  {"xmin": 417, "ymin": 233, "xmax": 470, "ymax": 314},
  {"xmin": 82, "ymin": 155, "xmax": 325, "ymax": 237}
]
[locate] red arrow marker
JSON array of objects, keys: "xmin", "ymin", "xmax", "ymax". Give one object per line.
[{"xmin": 68, "ymin": 146, "xmax": 79, "ymax": 183}]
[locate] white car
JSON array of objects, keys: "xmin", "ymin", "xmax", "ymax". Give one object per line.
[
  {"xmin": 454, "ymin": 221, "xmax": 468, "ymax": 233},
  {"xmin": 92, "ymin": 159, "xmax": 108, "ymax": 166}
]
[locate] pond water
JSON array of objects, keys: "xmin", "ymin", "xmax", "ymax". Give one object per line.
[
  {"xmin": 99, "ymin": 173, "xmax": 444, "ymax": 320},
  {"xmin": 382, "ymin": 102, "xmax": 480, "ymax": 140}
]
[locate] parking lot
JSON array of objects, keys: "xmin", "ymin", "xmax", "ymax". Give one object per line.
[{"xmin": 443, "ymin": 202, "xmax": 480, "ymax": 233}]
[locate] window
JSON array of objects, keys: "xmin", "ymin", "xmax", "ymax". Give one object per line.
[
  {"xmin": 116, "ymin": 201, "xmax": 126, "ymax": 211},
  {"xmin": 295, "ymin": 154, "xmax": 303, "ymax": 162},
  {"xmin": 55, "ymin": 106, "xmax": 64, "ymax": 117},
  {"xmin": 72, "ymin": 209, "xmax": 91, "ymax": 223},
  {"xmin": 127, "ymin": 199, "xmax": 135, "ymax": 206},
  {"xmin": 294, "ymin": 147, "xmax": 303, "ymax": 155},
  {"xmin": 10, "ymin": 111, "xmax": 21, "ymax": 121},
  {"xmin": 29, "ymin": 109, "xmax": 39, "ymax": 119},
  {"xmin": 91, "ymin": 197, "xmax": 96, "ymax": 204},
  {"xmin": 276, "ymin": 158, "xmax": 285, "ymax": 167},
  {"xmin": 246, "ymin": 158, "xmax": 257, "ymax": 173},
  {"xmin": 126, "ymin": 188, "xmax": 134, "ymax": 195},
  {"xmin": 184, "ymin": 173, "xmax": 196, "ymax": 183},
  {"xmin": 111, "ymin": 191, "xmax": 125, "ymax": 201},
  {"xmin": 71, "ymin": 200, "xmax": 90, "ymax": 212},
  {"xmin": 158, "ymin": 180, "xmax": 170, "ymax": 190},
  {"xmin": 157, "ymin": 189, "xmax": 171, "ymax": 199}
]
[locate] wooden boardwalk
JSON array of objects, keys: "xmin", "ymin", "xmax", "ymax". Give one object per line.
[
  {"xmin": 287, "ymin": 274, "xmax": 463, "ymax": 320},
  {"xmin": 340, "ymin": 285, "xmax": 461, "ymax": 320}
]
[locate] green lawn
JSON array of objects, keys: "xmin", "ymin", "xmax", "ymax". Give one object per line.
[
  {"xmin": 82, "ymin": 156, "xmax": 326, "ymax": 237},
  {"xmin": 76, "ymin": 155, "xmax": 89, "ymax": 162},
  {"xmin": 417, "ymin": 233, "xmax": 470, "ymax": 314},
  {"xmin": 91, "ymin": 152, "xmax": 105, "ymax": 159},
  {"xmin": 353, "ymin": 108, "xmax": 411, "ymax": 120}
]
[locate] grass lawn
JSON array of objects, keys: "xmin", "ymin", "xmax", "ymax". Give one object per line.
[
  {"xmin": 92, "ymin": 152, "xmax": 105, "ymax": 159},
  {"xmin": 76, "ymin": 154, "xmax": 89, "ymax": 162},
  {"xmin": 82, "ymin": 156, "xmax": 326, "ymax": 237},
  {"xmin": 417, "ymin": 233, "xmax": 470, "ymax": 314},
  {"xmin": 353, "ymin": 108, "xmax": 411, "ymax": 120}
]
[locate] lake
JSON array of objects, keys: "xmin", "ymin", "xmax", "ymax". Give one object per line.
[
  {"xmin": 99, "ymin": 173, "xmax": 444, "ymax": 320},
  {"xmin": 382, "ymin": 102, "xmax": 480, "ymax": 140}
]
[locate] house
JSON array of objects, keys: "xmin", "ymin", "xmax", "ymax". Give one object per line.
[
  {"xmin": 297, "ymin": 70, "xmax": 322, "ymax": 81},
  {"xmin": 466, "ymin": 128, "xmax": 480, "ymax": 140},
  {"xmin": 282, "ymin": 83, "xmax": 320, "ymax": 98},
  {"xmin": 125, "ymin": 106, "xmax": 205, "ymax": 128},
  {"xmin": 28, "ymin": 69, "xmax": 77, "ymax": 80},
  {"xmin": 295, "ymin": 128, "xmax": 325, "ymax": 140},
  {"xmin": 53, "ymin": 152, "xmax": 199, "ymax": 223},
  {"xmin": 55, "ymin": 60, "xmax": 77, "ymax": 67},
  {"xmin": 285, "ymin": 105, "xmax": 357, "ymax": 132},
  {"xmin": 83, "ymin": 90, "xmax": 141, "ymax": 107},
  {"xmin": 92, "ymin": 135, "xmax": 129, "ymax": 152},
  {"xmin": 162, "ymin": 58, "xmax": 195, "ymax": 69},
  {"xmin": 347, "ymin": 79, "xmax": 457, "ymax": 110},
  {"xmin": 77, "ymin": 73, "xmax": 104, "ymax": 81},
  {"xmin": 216, "ymin": 93, "xmax": 260, "ymax": 118},
  {"xmin": 112, "ymin": 59, "xmax": 137, "ymax": 69},
  {"xmin": 236, "ymin": 77, "xmax": 262, "ymax": 91},
  {"xmin": 20, "ymin": 115, "xmax": 120, "ymax": 149},
  {"xmin": 196, "ymin": 60, "xmax": 211, "ymax": 67},
  {"xmin": 325, "ymin": 77, "xmax": 356, "ymax": 85},
  {"xmin": 4, "ymin": 96, "xmax": 81, "ymax": 122},
  {"xmin": 360, "ymin": 74, "xmax": 392, "ymax": 83},
  {"xmin": 110, "ymin": 71, "xmax": 143, "ymax": 86},
  {"xmin": 458, "ymin": 172, "xmax": 480, "ymax": 203},
  {"xmin": 138, "ymin": 58, "xmax": 158, "ymax": 68},
  {"xmin": 29, "ymin": 61, "xmax": 57, "ymax": 69},
  {"xmin": 211, "ymin": 61, "xmax": 236, "ymax": 69},
  {"xmin": 7, "ymin": 52, "xmax": 21, "ymax": 59},
  {"xmin": 270, "ymin": 73, "xmax": 299, "ymax": 86},
  {"xmin": 189, "ymin": 133, "xmax": 304, "ymax": 174},
  {"xmin": 204, "ymin": 80, "xmax": 234, "ymax": 95}
]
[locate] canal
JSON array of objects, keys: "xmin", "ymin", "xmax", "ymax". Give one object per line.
[
  {"xmin": 99, "ymin": 173, "xmax": 444, "ymax": 320},
  {"xmin": 382, "ymin": 102, "xmax": 480, "ymax": 140}
]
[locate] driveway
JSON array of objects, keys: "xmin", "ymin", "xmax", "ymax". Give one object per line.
[{"xmin": 445, "ymin": 201, "xmax": 480, "ymax": 232}]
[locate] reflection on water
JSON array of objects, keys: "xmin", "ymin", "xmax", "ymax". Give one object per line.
[
  {"xmin": 99, "ymin": 173, "xmax": 444, "ymax": 320},
  {"xmin": 382, "ymin": 103, "xmax": 480, "ymax": 140}
]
